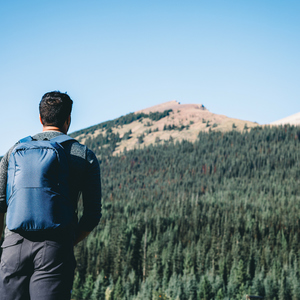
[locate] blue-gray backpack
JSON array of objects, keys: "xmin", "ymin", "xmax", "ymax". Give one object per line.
[{"xmin": 6, "ymin": 135, "xmax": 75, "ymax": 232}]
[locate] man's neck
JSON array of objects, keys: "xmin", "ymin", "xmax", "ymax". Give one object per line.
[{"xmin": 42, "ymin": 126, "xmax": 65, "ymax": 133}]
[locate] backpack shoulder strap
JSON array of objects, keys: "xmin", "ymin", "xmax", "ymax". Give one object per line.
[
  {"xmin": 19, "ymin": 136, "xmax": 34, "ymax": 143},
  {"xmin": 50, "ymin": 134, "xmax": 75, "ymax": 145}
]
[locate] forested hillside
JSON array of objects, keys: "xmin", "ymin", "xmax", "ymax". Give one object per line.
[{"xmin": 72, "ymin": 125, "xmax": 300, "ymax": 300}]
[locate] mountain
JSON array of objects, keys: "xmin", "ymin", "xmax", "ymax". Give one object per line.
[
  {"xmin": 71, "ymin": 100, "xmax": 259, "ymax": 155},
  {"xmin": 271, "ymin": 111, "xmax": 300, "ymax": 126},
  {"xmin": 69, "ymin": 101, "xmax": 300, "ymax": 299}
]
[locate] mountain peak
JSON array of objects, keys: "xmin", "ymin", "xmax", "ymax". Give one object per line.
[
  {"xmin": 137, "ymin": 100, "xmax": 207, "ymax": 114},
  {"xmin": 73, "ymin": 100, "xmax": 259, "ymax": 156}
]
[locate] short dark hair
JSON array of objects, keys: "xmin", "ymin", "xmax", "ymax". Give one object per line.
[{"xmin": 39, "ymin": 91, "xmax": 73, "ymax": 128}]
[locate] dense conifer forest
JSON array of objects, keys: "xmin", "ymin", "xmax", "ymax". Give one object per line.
[{"xmin": 71, "ymin": 124, "xmax": 300, "ymax": 300}]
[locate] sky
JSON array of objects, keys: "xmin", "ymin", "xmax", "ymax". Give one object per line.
[{"xmin": 0, "ymin": 0, "xmax": 299, "ymax": 155}]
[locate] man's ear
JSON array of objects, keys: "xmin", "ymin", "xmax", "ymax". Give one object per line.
[
  {"xmin": 67, "ymin": 115, "xmax": 71, "ymax": 126},
  {"xmin": 39, "ymin": 114, "xmax": 43, "ymax": 125},
  {"xmin": 63, "ymin": 115, "xmax": 71, "ymax": 133}
]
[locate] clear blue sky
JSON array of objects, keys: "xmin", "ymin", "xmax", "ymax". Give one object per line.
[{"xmin": 0, "ymin": 0, "xmax": 299, "ymax": 155}]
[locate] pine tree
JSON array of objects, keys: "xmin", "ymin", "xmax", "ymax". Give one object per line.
[
  {"xmin": 198, "ymin": 276, "xmax": 213, "ymax": 300},
  {"xmin": 186, "ymin": 273, "xmax": 197, "ymax": 300},
  {"xmin": 91, "ymin": 271, "xmax": 106, "ymax": 300},
  {"xmin": 279, "ymin": 269, "xmax": 292, "ymax": 300},
  {"xmin": 82, "ymin": 274, "xmax": 94, "ymax": 300},
  {"xmin": 236, "ymin": 259, "xmax": 247, "ymax": 288},
  {"xmin": 215, "ymin": 288, "xmax": 224, "ymax": 300},
  {"xmin": 72, "ymin": 271, "xmax": 83, "ymax": 300},
  {"xmin": 264, "ymin": 272, "xmax": 278, "ymax": 300},
  {"xmin": 291, "ymin": 260, "xmax": 300, "ymax": 300},
  {"xmin": 114, "ymin": 276, "xmax": 124, "ymax": 300},
  {"xmin": 251, "ymin": 270, "xmax": 265, "ymax": 298}
]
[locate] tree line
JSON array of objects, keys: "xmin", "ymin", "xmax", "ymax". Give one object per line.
[{"xmin": 70, "ymin": 125, "xmax": 300, "ymax": 299}]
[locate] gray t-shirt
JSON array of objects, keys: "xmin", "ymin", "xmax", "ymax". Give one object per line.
[{"xmin": 0, "ymin": 131, "xmax": 101, "ymax": 236}]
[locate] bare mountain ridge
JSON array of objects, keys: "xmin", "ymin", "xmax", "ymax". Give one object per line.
[
  {"xmin": 271, "ymin": 111, "xmax": 300, "ymax": 126},
  {"xmin": 72, "ymin": 101, "xmax": 259, "ymax": 155}
]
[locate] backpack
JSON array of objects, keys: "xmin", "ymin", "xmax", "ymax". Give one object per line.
[{"xmin": 6, "ymin": 134, "xmax": 75, "ymax": 232}]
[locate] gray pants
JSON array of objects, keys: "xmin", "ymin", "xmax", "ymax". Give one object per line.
[{"xmin": 0, "ymin": 232, "xmax": 76, "ymax": 300}]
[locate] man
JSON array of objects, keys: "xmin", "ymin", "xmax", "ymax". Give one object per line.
[{"xmin": 0, "ymin": 91, "xmax": 102, "ymax": 299}]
